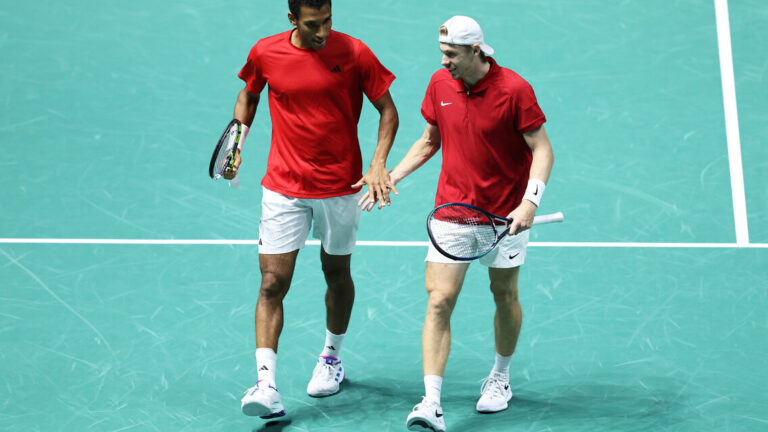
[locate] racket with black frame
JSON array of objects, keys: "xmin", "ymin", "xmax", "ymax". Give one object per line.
[
  {"xmin": 427, "ymin": 202, "xmax": 564, "ymax": 261},
  {"xmin": 209, "ymin": 119, "xmax": 242, "ymax": 186}
]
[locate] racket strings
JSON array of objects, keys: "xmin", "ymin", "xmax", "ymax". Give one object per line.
[
  {"xmin": 429, "ymin": 206, "xmax": 499, "ymax": 259},
  {"xmin": 213, "ymin": 123, "xmax": 240, "ymax": 178}
]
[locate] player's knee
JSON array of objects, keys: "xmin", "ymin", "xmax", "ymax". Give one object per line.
[
  {"xmin": 427, "ymin": 291, "xmax": 457, "ymax": 319},
  {"xmin": 321, "ymin": 265, "xmax": 351, "ymax": 286},
  {"xmin": 490, "ymin": 283, "xmax": 518, "ymax": 304},
  {"xmin": 259, "ymin": 271, "xmax": 290, "ymax": 299}
]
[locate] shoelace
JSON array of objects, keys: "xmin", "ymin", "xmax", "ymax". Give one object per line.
[
  {"xmin": 315, "ymin": 362, "xmax": 337, "ymax": 381},
  {"xmin": 243, "ymin": 380, "xmax": 276, "ymax": 396},
  {"xmin": 413, "ymin": 396, "xmax": 440, "ymax": 413},
  {"xmin": 479, "ymin": 373, "xmax": 508, "ymax": 398}
]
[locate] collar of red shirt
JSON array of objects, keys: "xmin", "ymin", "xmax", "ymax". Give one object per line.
[{"xmin": 450, "ymin": 57, "xmax": 499, "ymax": 94}]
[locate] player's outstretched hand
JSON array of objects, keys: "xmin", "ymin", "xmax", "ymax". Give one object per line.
[
  {"xmin": 506, "ymin": 200, "xmax": 537, "ymax": 235},
  {"xmin": 354, "ymin": 168, "xmax": 398, "ymax": 211},
  {"xmin": 222, "ymin": 149, "xmax": 242, "ymax": 180}
]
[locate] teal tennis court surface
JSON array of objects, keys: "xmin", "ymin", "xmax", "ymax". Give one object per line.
[{"xmin": 1, "ymin": 1, "xmax": 766, "ymax": 431}]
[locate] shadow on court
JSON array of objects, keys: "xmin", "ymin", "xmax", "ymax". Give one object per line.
[
  {"xmin": 244, "ymin": 377, "xmax": 422, "ymax": 429},
  {"xmin": 243, "ymin": 372, "xmax": 697, "ymax": 431},
  {"xmin": 448, "ymin": 376, "xmax": 694, "ymax": 431},
  {"xmin": 252, "ymin": 419, "xmax": 292, "ymax": 432}
]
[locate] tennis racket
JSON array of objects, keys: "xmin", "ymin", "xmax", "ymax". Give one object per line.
[
  {"xmin": 209, "ymin": 119, "xmax": 242, "ymax": 188},
  {"xmin": 427, "ymin": 202, "xmax": 564, "ymax": 261}
]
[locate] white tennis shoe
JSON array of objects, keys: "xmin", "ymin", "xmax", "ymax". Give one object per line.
[
  {"xmin": 307, "ymin": 355, "xmax": 344, "ymax": 397},
  {"xmin": 406, "ymin": 397, "xmax": 446, "ymax": 432},
  {"xmin": 476, "ymin": 372, "xmax": 513, "ymax": 413},
  {"xmin": 241, "ymin": 380, "xmax": 286, "ymax": 419}
]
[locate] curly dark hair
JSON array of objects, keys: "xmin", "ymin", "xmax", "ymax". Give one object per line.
[{"xmin": 289, "ymin": 0, "xmax": 331, "ymax": 19}]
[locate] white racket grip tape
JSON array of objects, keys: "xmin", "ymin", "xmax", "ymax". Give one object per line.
[
  {"xmin": 229, "ymin": 176, "xmax": 240, "ymax": 189},
  {"xmin": 237, "ymin": 124, "xmax": 249, "ymax": 150},
  {"xmin": 532, "ymin": 211, "xmax": 564, "ymax": 225}
]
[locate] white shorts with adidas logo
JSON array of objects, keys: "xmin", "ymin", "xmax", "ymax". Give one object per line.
[{"xmin": 258, "ymin": 186, "xmax": 363, "ymax": 255}]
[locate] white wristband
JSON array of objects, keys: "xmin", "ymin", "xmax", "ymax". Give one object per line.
[
  {"xmin": 237, "ymin": 123, "xmax": 249, "ymax": 151},
  {"xmin": 523, "ymin": 178, "xmax": 546, "ymax": 207}
]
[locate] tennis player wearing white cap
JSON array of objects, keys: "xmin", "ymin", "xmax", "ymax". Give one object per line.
[{"xmin": 362, "ymin": 15, "xmax": 554, "ymax": 431}]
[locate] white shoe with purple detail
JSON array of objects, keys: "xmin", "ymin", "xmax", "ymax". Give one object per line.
[
  {"xmin": 241, "ymin": 380, "xmax": 286, "ymax": 418},
  {"xmin": 307, "ymin": 355, "xmax": 345, "ymax": 397}
]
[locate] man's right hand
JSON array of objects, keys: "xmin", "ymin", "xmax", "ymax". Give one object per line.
[
  {"xmin": 357, "ymin": 173, "xmax": 398, "ymax": 211},
  {"xmin": 222, "ymin": 149, "xmax": 242, "ymax": 180}
]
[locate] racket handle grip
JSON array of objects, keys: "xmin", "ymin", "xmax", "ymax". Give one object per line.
[
  {"xmin": 229, "ymin": 176, "xmax": 240, "ymax": 189},
  {"xmin": 532, "ymin": 211, "xmax": 564, "ymax": 225}
]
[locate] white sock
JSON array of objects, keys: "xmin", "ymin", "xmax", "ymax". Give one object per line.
[
  {"xmin": 255, "ymin": 348, "xmax": 277, "ymax": 386},
  {"xmin": 492, "ymin": 352, "xmax": 513, "ymax": 376},
  {"xmin": 424, "ymin": 375, "xmax": 443, "ymax": 403},
  {"xmin": 320, "ymin": 330, "xmax": 345, "ymax": 358}
]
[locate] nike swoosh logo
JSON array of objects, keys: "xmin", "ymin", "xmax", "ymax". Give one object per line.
[
  {"xmin": 509, "ymin": 253, "xmax": 520, "ymax": 260},
  {"xmin": 440, "ymin": 101, "xmax": 452, "ymax": 106},
  {"xmin": 435, "ymin": 410, "xmax": 443, "ymax": 417},
  {"xmin": 533, "ymin": 185, "xmax": 539, "ymax": 196}
]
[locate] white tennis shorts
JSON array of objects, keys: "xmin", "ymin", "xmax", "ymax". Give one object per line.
[
  {"xmin": 425, "ymin": 227, "xmax": 530, "ymax": 268},
  {"xmin": 258, "ymin": 187, "xmax": 363, "ymax": 255}
]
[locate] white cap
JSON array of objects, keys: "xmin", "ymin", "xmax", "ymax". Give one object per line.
[{"xmin": 438, "ymin": 16, "xmax": 494, "ymax": 56}]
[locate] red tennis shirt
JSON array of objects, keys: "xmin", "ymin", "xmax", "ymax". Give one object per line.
[
  {"xmin": 421, "ymin": 58, "xmax": 546, "ymax": 216},
  {"xmin": 239, "ymin": 30, "xmax": 395, "ymax": 198}
]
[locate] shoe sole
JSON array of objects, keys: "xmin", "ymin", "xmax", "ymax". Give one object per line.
[
  {"xmin": 477, "ymin": 404, "xmax": 508, "ymax": 413},
  {"xmin": 476, "ymin": 393, "xmax": 513, "ymax": 413},
  {"xmin": 260, "ymin": 409, "xmax": 286, "ymax": 419},
  {"xmin": 242, "ymin": 401, "xmax": 286, "ymax": 418},
  {"xmin": 307, "ymin": 387, "xmax": 341, "ymax": 398},
  {"xmin": 406, "ymin": 418, "xmax": 444, "ymax": 432}
]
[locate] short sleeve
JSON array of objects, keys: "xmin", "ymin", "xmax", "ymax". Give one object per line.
[
  {"xmin": 356, "ymin": 41, "xmax": 395, "ymax": 102},
  {"xmin": 421, "ymin": 82, "xmax": 437, "ymax": 125},
  {"xmin": 512, "ymin": 81, "xmax": 546, "ymax": 133},
  {"xmin": 238, "ymin": 43, "xmax": 267, "ymax": 95}
]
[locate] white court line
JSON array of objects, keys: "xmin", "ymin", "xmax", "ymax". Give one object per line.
[
  {"xmin": 714, "ymin": 0, "xmax": 750, "ymax": 245},
  {"xmin": 0, "ymin": 239, "xmax": 766, "ymax": 248}
]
